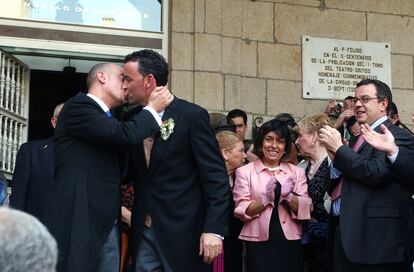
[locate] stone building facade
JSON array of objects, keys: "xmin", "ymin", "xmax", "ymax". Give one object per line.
[
  {"xmin": 1, "ymin": 0, "xmax": 413, "ymax": 176},
  {"xmin": 170, "ymin": 0, "xmax": 414, "ymax": 138}
]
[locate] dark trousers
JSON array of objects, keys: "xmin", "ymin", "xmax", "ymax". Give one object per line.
[
  {"xmin": 97, "ymin": 224, "xmax": 121, "ymax": 272},
  {"xmin": 332, "ymin": 222, "xmax": 410, "ymax": 272},
  {"xmin": 135, "ymin": 226, "xmax": 173, "ymax": 272},
  {"xmin": 304, "ymin": 242, "xmax": 328, "ymax": 272}
]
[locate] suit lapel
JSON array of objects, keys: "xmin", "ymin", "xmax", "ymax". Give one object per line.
[{"xmin": 148, "ymin": 98, "xmax": 178, "ymax": 175}]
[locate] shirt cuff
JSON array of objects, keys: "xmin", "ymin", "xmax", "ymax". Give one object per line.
[
  {"xmin": 330, "ymin": 165, "xmax": 341, "ymax": 179},
  {"xmin": 207, "ymin": 233, "xmax": 224, "ymax": 240},
  {"xmin": 386, "ymin": 147, "xmax": 399, "ymax": 164},
  {"xmin": 143, "ymin": 106, "xmax": 162, "ymax": 126}
]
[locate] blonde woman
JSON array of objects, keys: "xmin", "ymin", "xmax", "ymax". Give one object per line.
[
  {"xmin": 296, "ymin": 113, "xmax": 331, "ymax": 272},
  {"xmin": 215, "ymin": 131, "xmax": 246, "ymax": 272}
]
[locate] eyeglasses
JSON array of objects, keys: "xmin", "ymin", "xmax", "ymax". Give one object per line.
[{"xmin": 352, "ymin": 95, "xmax": 382, "ymax": 104}]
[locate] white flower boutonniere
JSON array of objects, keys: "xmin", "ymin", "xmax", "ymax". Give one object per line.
[{"xmin": 160, "ymin": 118, "xmax": 175, "ymax": 140}]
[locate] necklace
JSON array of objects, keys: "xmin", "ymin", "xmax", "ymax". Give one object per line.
[
  {"xmin": 267, "ymin": 166, "xmax": 280, "ymax": 172},
  {"xmin": 308, "ymin": 154, "xmax": 327, "ymax": 177}
]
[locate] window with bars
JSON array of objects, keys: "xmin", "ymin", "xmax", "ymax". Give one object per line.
[{"xmin": 0, "ymin": 49, "xmax": 29, "ymax": 177}]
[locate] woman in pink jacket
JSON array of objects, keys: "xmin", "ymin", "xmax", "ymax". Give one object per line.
[{"xmin": 233, "ymin": 119, "xmax": 312, "ymax": 271}]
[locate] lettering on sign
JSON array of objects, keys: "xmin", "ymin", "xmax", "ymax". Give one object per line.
[{"xmin": 302, "ymin": 36, "xmax": 391, "ymax": 100}]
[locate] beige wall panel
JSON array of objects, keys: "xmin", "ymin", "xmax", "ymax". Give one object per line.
[
  {"xmin": 172, "ymin": 0, "xmax": 195, "ymax": 33},
  {"xmin": 242, "ymin": 40, "xmax": 258, "ymax": 77},
  {"xmin": 194, "ymin": 72, "xmax": 224, "ymax": 111},
  {"xmin": 368, "ymin": 13, "xmax": 414, "ymax": 55},
  {"xmin": 326, "ymin": 0, "xmax": 414, "ymax": 16},
  {"xmin": 171, "ymin": 33, "xmax": 194, "ymax": 70},
  {"xmin": 242, "ymin": 0, "xmax": 274, "ymax": 42},
  {"xmin": 275, "ymin": 4, "xmax": 366, "ymax": 45},
  {"xmin": 222, "ymin": 37, "xmax": 241, "ymax": 74},
  {"xmin": 195, "ymin": 0, "xmax": 205, "ymax": 33},
  {"xmin": 224, "ymin": 75, "xmax": 242, "ymax": 110},
  {"xmin": 267, "ymin": 80, "xmax": 304, "ymax": 116},
  {"xmin": 224, "ymin": 76, "xmax": 266, "ymax": 114},
  {"xmin": 171, "ymin": 71, "xmax": 194, "ymax": 102},
  {"xmin": 223, "ymin": 0, "xmax": 242, "ymax": 37},
  {"xmin": 195, "ymin": 33, "xmax": 222, "ymax": 72},
  {"xmin": 267, "ymin": 80, "xmax": 329, "ymax": 117},
  {"xmin": 205, "ymin": 0, "xmax": 222, "ymax": 34},
  {"xmin": 391, "ymin": 55, "xmax": 414, "ymax": 90},
  {"xmin": 240, "ymin": 77, "xmax": 267, "ymax": 114},
  {"xmin": 265, "ymin": 0, "xmax": 322, "ymax": 7},
  {"xmin": 258, "ymin": 43, "xmax": 301, "ymax": 80}
]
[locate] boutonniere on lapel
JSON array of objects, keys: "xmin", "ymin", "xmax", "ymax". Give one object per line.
[{"xmin": 160, "ymin": 118, "xmax": 175, "ymax": 140}]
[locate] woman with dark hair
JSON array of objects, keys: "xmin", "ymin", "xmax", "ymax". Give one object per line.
[
  {"xmin": 275, "ymin": 113, "xmax": 301, "ymax": 165},
  {"xmin": 233, "ymin": 119, "xmax": 312, "ymax": 271}
]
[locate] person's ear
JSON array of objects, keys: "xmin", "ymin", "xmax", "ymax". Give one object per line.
[
  {"xmin": 312, "ymin": 131, "xmax": 318, "ymax": 143},
  {"xmin": 96, "ymin": 71, "xmax": 106, "ymax": 84},
  {"xmin": 146, "ymin": 74, "xmax": 157, "ymax": 88},
  {"xmin": 50, "ymin": 117, "xmax": 57, "ymax": 129},
  {"xmin": 221, "ymin": 148, "xmax": 229, "ymax": 161},
  {"xmin": 380, "ymin": 99, "xmax": 389, "ymax": 112}
]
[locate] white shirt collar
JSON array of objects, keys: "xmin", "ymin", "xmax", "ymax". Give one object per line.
[
  {"xmin": 87, "ymin": 93, "xmax": 110, "ymax": 113},
  {"xmin": 370, "ymin": 115, "xmax": 388, "ymax": 130}
]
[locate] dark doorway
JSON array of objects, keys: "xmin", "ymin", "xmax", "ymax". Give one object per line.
[{"xmin": 28, "ymin": 70, "xmax": 87, "ymax": 141}]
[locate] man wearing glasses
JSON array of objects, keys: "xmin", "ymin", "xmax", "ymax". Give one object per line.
[
  {"xmin": 319, "ymin": 79, "xmax": 414, "ymax": 272},
  {"xmin": 227, "ymin": 109, "xmax": 248, "ymax": 141}
]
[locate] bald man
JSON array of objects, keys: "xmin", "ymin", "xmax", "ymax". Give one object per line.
[
  {"xmin": 46, "ymin": 63, "xmax": 172, "ymax": 272},
  {"xmin": 10, "ymin": 102, "xmax": 64, "ymax": 224}
]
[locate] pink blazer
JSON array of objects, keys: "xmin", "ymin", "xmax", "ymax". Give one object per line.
[{"xmin": 233, "ymin": 160, "xmax": 311, "ymax": 242}]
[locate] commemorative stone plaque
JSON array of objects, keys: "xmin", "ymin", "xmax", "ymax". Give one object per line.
[{"xmin": 302, "ymin": 35, "xmax": 391, "ymax": 100}]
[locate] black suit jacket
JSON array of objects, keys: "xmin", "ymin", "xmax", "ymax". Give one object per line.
[
  {"xmin": 10, "ymin": 137, "xmax": 54, "ymax": 224},
  {"xmin": 129, "ymin": 98, "xmax": 230, "ymax": 272},
  {"xmin": 390, "ymin": 146, "xmax": 414, "ymax": 194},
  {"xmin": 333, "ymin": 119, "xmax": 414, "ymax": 264},
  {"xmin": 48, "ymin": 92, "xmax": 160, "ymax": 272}
]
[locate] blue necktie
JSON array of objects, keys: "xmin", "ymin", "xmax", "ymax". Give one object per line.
[{"xmin": 105, "ymin": 111, "xmax": 112, "ymax": 118}]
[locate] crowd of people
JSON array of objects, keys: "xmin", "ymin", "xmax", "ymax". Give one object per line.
[{"xmin": 0, "ymin": 48, "xmax": 413, "ymax": 272}]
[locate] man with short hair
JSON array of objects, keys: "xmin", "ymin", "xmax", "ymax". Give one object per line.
[
  {"xmin": 46, "ymin": 63, "xmax": 172, "ymax": 272},
  {"xmin": 10, "ymin": 102, "xmax": 64, "ymax": 224},
  {"xmin": 122, "ymin": 49, "xmax": 229, "ymax": 272},
  {"xmin": 227, "ymin": 109, "xmax": 248, "ymax": 140},
  {"xmin": 0, "ymin": 207, "xmax": 58, "ymax": 272},
  {"xmin": 333, "ymin": 96, "xmax": 355, "ymax": 140},
  {"xmin": 319, "ymin": 79, "xmax": 414, "ymax": 271}
]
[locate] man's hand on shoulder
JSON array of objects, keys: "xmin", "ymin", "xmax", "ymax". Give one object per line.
[
  {"xmin": 199, "ymin": 233, "xmax": 222, "ymax": 264},
  {"xmin": 147, "ymin": 86, "xmax": 173, "ymax": 112}
]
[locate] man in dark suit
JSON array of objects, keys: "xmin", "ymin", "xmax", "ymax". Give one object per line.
[
  {"xmin": 10, "ymin": 103, "xmax": 64, "ymax": 224},
  {"xmin": 319, "ymin": 79, "xmax": 414, "ymax": 271},
  {"xmin": 122, "ymin": 50, "xmax": 230, "ymax": 272},
  {"xmin": 360, "ymin": 123, "xmax": 414, "ymax": 193},
  {"xmin": 47, "ymin": 63, "xmax": 172, "ymax": 272}
]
